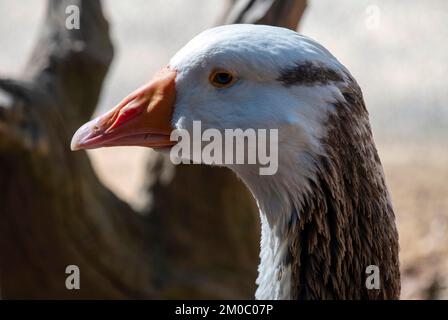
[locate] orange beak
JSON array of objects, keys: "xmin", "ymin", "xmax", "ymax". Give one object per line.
[{"xmin": 71, "ymin": 66, "xmax": 177, "ymax": 151}]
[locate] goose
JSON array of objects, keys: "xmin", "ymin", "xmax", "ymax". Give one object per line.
[{"xmin": 71, "ymin": 24, "xmax": 400, "ymax": 299}]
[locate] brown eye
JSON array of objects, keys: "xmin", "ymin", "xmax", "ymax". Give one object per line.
[{"xmin": 209, "ymin": 70, "xmax": 236, "ymax": 88}]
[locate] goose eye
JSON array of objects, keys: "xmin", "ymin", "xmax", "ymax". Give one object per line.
[{"xmin": 209, "ymin": 70, "xmax": 236, "ymax": 88}]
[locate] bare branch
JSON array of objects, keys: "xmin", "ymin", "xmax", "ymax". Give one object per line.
[{"xmin": 219, "ymin": 0, "xmax": 308, "ymax": 30}]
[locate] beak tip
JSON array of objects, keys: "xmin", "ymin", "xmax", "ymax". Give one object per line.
[
  {"xmin": 70, "ymin": 122, "xmax": 92, "ymax": 151},
  {"xmin": 70, "ymin": 134, "xmax": 83, "ymax": 151},
  {"xmin": 70, "ymin": 140, "xmax": 80, "ymax": 151}
]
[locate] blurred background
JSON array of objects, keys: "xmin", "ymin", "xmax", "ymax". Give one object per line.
[{"xmin": 0, "ymin": 0, "xmax": 447, "ymax": 299}]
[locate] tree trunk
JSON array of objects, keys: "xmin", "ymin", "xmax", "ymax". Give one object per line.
[{"xmin": 0, "ymin": 0, "xmax": 306, "ymax": 299}]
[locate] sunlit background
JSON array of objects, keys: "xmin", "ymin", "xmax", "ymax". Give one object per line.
[{"xmin": 1, "ymin": 0, "xmax": 447, "ymax": 299}]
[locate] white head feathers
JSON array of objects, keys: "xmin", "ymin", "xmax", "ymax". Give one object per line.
[{"xmin": 169, "ymin": 24, "xmax": 350, "ymax": 230}]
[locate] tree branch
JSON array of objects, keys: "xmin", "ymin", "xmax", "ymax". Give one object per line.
[{"xmin": 219, "ymin": 0, "xmax": 307, "ymax": 30}]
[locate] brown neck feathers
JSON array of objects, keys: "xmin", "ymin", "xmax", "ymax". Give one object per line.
[{"xmin": 288, "ymin": 75, "xmax": 400, "ymax": 299}]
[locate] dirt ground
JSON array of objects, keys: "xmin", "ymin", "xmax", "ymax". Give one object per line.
[{"xmin": 88, "ymin": 142, "xmax": 448, "ymax": 300}]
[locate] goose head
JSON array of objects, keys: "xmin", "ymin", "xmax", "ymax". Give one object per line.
[
  {"xmin": 71, "ymin": 24, "xmax": 400, "ymax": 299},
  {"xmin": 71, "ymin": 24, "xmax": 348, "ymax": 227}
]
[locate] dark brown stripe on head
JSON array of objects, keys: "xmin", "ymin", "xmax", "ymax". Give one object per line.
[{"xmin": 278, "ymin": 61, "xmax": 344, "ymax": 87}]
